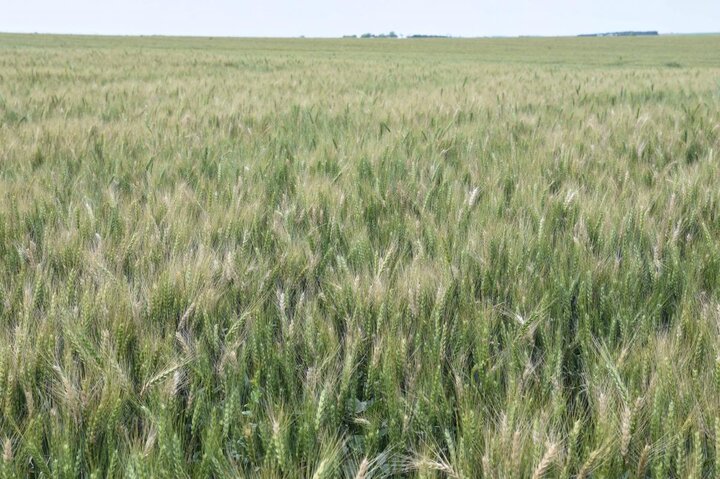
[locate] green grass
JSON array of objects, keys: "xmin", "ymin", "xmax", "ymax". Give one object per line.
[{"xmin": 1, "ymin": 33, "xmax": 720, "ymax": 477}]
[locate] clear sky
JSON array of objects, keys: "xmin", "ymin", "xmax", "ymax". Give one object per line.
[{"xmin": 2, "ymin": 0, "xmax": 718, "ymax": 38}]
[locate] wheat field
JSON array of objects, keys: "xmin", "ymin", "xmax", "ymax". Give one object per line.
[{"xmin": 1, "ymin": 33, "xmax": 720, "ymax": 477}]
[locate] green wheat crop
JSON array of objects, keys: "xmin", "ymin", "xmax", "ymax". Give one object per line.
[{"xmin": 1, "ymin": 33, "xmax": 720, "ymax": 477}]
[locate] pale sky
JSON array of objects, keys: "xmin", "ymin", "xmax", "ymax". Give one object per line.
[{"xmin": 1, "ymin": 0, "xmax": 718, "ymax": 38}]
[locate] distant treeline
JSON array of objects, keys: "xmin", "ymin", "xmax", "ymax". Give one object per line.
[
  {"xmin": 579, "ymin": 31, "xmax": 659, "ymax": 37},
  {"xmin": 343, "ymin": 33, "xmax": 451, "ymax": 39},
  {"xmin": 343, "ymin": 32, "xmax": 399, "ymax": 39}
]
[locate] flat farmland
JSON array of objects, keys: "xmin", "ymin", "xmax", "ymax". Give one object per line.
[{"xmin": 1, "ymin": 33, "xmax": 720, "ymax": 477}]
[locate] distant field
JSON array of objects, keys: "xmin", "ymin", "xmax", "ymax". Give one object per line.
[{"xmin": 1, "ymin": 33, "xmax": 720, "ymax": 477}]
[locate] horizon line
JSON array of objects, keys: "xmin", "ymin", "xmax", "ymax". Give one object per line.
[{"xmin": 2, "ymin": 30, "xmax": 720, "ymax": 40}]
